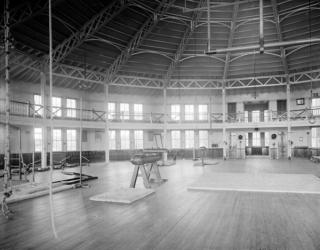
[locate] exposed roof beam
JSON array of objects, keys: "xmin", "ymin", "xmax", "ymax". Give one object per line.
[
  {"xmin": 47, "ymin": 0, "xmax": 128, "ymax": 64},
  {"xmin": 271, "ymin": 0, "xmax": 288, "ymax": 74},
  {"xmin": 0, "ymin": 0, "xmax": 62, "ymax": 29},
  {"xmin": 105, "ymin": 0, "xmax": 176, "ymax": 83},
  {"xmin": 165, "ymin": 0, "xmax": 205, "ymax": 81},
  {"xmin": 223, "ymin": 1, "xmax": 239, "ymax": 80}
]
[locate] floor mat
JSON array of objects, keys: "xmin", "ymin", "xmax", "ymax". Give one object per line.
[
  {"xmin": 89, "ymin": 188, "xmax": 155, "ymax": 204},
  {"xmin": 188, "ymin": 173, "xmax": 320, "ymax": 194}
]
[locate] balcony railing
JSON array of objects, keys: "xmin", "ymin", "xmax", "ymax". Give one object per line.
[{"xmin": 1, "ymin": 99, "xmax": 320, "ymax": 125}]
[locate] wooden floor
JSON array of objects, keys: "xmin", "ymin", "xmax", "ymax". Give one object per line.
[{"xmin": 1, "ymin": 158, "xmax": 320, "ymax": 250}]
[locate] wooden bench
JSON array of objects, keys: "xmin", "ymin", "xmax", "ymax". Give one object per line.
[{"xmin": 311, "ymin": 155, "xmax": 320, "ymax": 163}]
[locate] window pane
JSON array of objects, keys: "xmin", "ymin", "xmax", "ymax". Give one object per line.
[
  {"xmin": 252, "ymin": 110, "xmax": 260, "ymax": 122},
  {"xmin": 199, "ymin": 130, "xmax": 209, "ymax": 148},
  {"xmin": 120, "ymin": 130, "xmax": 130, "ymax": 149},
  {"xmin": 66, "ymin": 98, "xmax": 76, "ymax": 118},
  {"xmin": 34, "ymin": 94, "xmax": 43, "ymax": 116},
  {"xmin": 171, "ymin": 105, "xmax": 180, "ymax": 121},
  {"xmin": 198, "ymin": 105, "xmax": 208, "ymax": 120},
  {"xmin": 312, "ymin": 98, "xmax": 320, "ymax": 116},
  {"xmin": 171, "ymin": 130, "xmax": 181, "ymax": 148},
  {"xmin": 53, "ymin": 129, "xmax": 62, "ymax": 151},
  {"xmin": 109, "ymin": 130, "xmax": 116, "ymax": 150},
  {"xmin": 264, "ymin": 132, "xmax": 269, "ymax": 146},
  {"xmin": 185, "ymin": 130, "xmax": 194, "ymax": 148},
  {"xmin": 134, "ymin": 130, "xmax": 143, "ymax": 149},
  {"xmin": 67, "ymin": 129, "xmax": 77, "ymax": 151},
  {"xmin": 34, "ymin": 128, "xmax": 42, "ymax": 152},
  {"xmin": 134, "ymin": 104, "xmax": 143, "ymax": 120},
  {"xmin": 52, "ymin": 97, "xmax": 62, "ymax": 117},
  {"xmin": 108, "ymin": 103, "xmax": 116, "ymax": 120},
  {"xmin": 120, "ymin": 103, "xmax": 129, "ymax": 120},
  {"xmin": 185, "ymin": 105, "xmax": 194, "ymax": 121},
  {"xmin": 252, "ymin": 132, "xmax": 261, "ymax": 146}
]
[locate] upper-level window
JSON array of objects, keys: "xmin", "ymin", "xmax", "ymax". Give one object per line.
[
  {"xmin": 66, "ymin": 98, "xmax": 76, "ymax": 118},
  {"xmin": 52, "ymin": 97, "xmax": 62, "ymax": 117},
  {"xmin": 184, "ymin": 105, "xmax": 194, "ymax": 121},
  {"xmin": 134, "ymin": 104, "xmax": 143, "ymax": 120},
  {"xmin": 311, "ymin": 128, "xmax": 320, "ymax": 147},
  {"xmin": 171, "ymin": 105, "xmax": 180, "ymax": 121},
  {"xmin": 171, "ymin": 130, "xmax": 181, "ymax": 148},
  {"xmin": 108, "ymin": 102, "xmax": 116, "ymax": 120},
  {"xmin": 312, "ymin": 98, "xmax": 320, "ymax": 116},
  {"xmin": 34, "ymin": 94, "xmax": 43, "ymax": 116},
  {"xmin": 244, "ymin": 111, "xmax": 249, "ymax": 123},
  {"xmin": 120, "ymin": 103, "xmax": 129, "ymax": 120},
  {"xmin": 252, "ymin": 110, "xmax": 260, "ymax": 122},
  {"xmin": 198, "ymin": 104, "xmax": 208, "ymax": 121}
]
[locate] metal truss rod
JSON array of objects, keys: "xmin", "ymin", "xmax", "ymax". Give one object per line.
[
  {"xmin": 106, "ymin": 0, "xmax": 176, "ymax": 83},
  {"xmin": 206, "ymin": 37, "xmax": 320, "ymax": 54},
  {"xmin": 48, "ymin": 0, "xmax": 128, "ymax": 64},
  {"xmin": 165, "ymin": 0, "xmax": 205, "ymax": 81}
]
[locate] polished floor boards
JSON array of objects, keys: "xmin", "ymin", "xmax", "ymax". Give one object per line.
[{"xmin": 1, "ymin": 158, "xmax": 320, "ymax": 250}]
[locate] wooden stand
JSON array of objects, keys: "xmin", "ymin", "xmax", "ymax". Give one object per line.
[{"xmin": 130, "ymin": 162, "xmax": 163, "ymax": 189}]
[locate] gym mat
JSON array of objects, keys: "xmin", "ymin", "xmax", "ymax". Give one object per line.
[
  {"xmin": 188, "ymin": 173, "xmax": 320, "ymax": 194},
  {"xmin": 89, "ymin": 188, "xmax": 155, "ymax": 204}
]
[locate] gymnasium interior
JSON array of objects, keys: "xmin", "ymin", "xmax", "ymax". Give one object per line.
[{"xmin": 1, "ymin": 0, "xmax": 320, "ymax": 249}]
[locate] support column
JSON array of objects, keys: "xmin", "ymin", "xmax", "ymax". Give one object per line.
[
  {"xmin": 222, "ymin": 86, "xmax": 227, "ymax": 160},
  {"xmin": 40, "ymin": 71, "xmax": 47, "ymax": 168},
  {"xmin": 286, "ymin": 76, "xmax": 292, "ymax": 160},
  {"xmin": 4, "ymin": 0, "xmax": 10, "ymax": 184},
  {"xmin": 104, "ymin": 84, "xmax": 110, "ymax": 164},
  {"xmin": 163, "ymin": 86, "xmax": 168, "ymax": 150}
]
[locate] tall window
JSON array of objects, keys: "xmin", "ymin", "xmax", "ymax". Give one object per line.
[
  {"xmin": 120, "ymin": 130, "xmax": 130, "ymax": 149},
  {"xmin": 244, "ymin": 111, "xmax": 249, "ymax": 123},
  {"xmin": 52, "ymin": 129, "xmax": 62, "ymax": 151},
  {"xmin": 134, "ymin": 130, "xmax": 143, "ymax": 149},
  {"xmin": 108, "ymin": 102, "xmax": 116, "ymax": 120},
  {"xmin": 171, "ymin": 105, "xmax": 180, "ymax": 121},
  {"xmin": 312, "ymin": 128, "xmax": 320, "ymax": 147},
  {"xmin": 120, "ymin": 103, "xmax": 129, "ymax": 120},
  {"xmin": 246, "ymin": 133, "xmax": 249, "ymax": 146},
  {"xmin": 199, "ymin": 130, "xmax": 209, "ymax": 148},
  {"xmin": 264, "ymin": 132, "xmax": 269, "ymax": 146},
  {"xmin": 66, "ymin": 98, "xmax": 76, "ymax": 118},
  {"xmin": 109, "ymin": 130, "xmax": 116, "ymax": 150},
  {"xmin": 34, "ymin": 128, "xmax": 42, "ymax": 152},
  {"xmin": 34, "ymin": 94, "xmax": 43, "ymax": 116},
  {"xmin": 252, "ymin": 110, "xmax": 260, "ymax": 122},
  {"xmin": 252, "ymin": 132, "xmax": 261, "ymax": 146},
  {"xmin": 67, "ymin": 129, "xmax": 77, "ymax": 151},
  {"xmin": 52, "ymin": 97, "xmax": 62, "ymax": 117},
  {"xmin": 134, "ymin": 104, "xmax": 143, "ymax": 120},
  {"xmin": 185, "ymin": 130, "xmax": 194, "ymax": 148},
  {"xmin": 171, "ymin": 130, "xmax": 181, "ymax": 148},
  {"xmin": 198, "ymin": 104, "xmax": 208, "ymax": 121},
  {"xmin": 264, "ymin": 110, "xmax": 269, "ymax": 122},
  {"xmin": 312, "ymin": 98, "xmax": 320, "ymax": 116},
  {"xmin": 185, "ymin": 105, "xmax": 194, "ymax": 121}
]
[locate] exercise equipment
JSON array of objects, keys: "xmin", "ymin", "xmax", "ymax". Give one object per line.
[
  {"xmin": 193, "ymin": 147, "xmax": 219, "ymax": 167},
  {"xmin": 130, "ymin": 153, "xmax": 165, "ymax": 188}
]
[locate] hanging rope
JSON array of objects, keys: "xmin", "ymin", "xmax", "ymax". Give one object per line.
[{"xmin": 48, "ymin": 0, "xmax": 58, "ymax": 239}]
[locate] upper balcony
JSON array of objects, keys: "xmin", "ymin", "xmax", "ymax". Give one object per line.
[{"xmin": 0, "ymin": 100, "xmax": 320, "ymax": 129}]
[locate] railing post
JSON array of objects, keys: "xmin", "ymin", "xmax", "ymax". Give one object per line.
[
  {"xmin": 286, "ymin": 76, "xmax": 292, "ymax": 160},
  {"xmin": 163, "ymin": 84, "xmax": 168, "ymax": 149},
  {"xmin": 104, "ymin": 84, "xmax": 109, "ymax": 164},
  {"xmin": 222, "ymin": 84, "xmax": 227, "ymax": 160}
]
